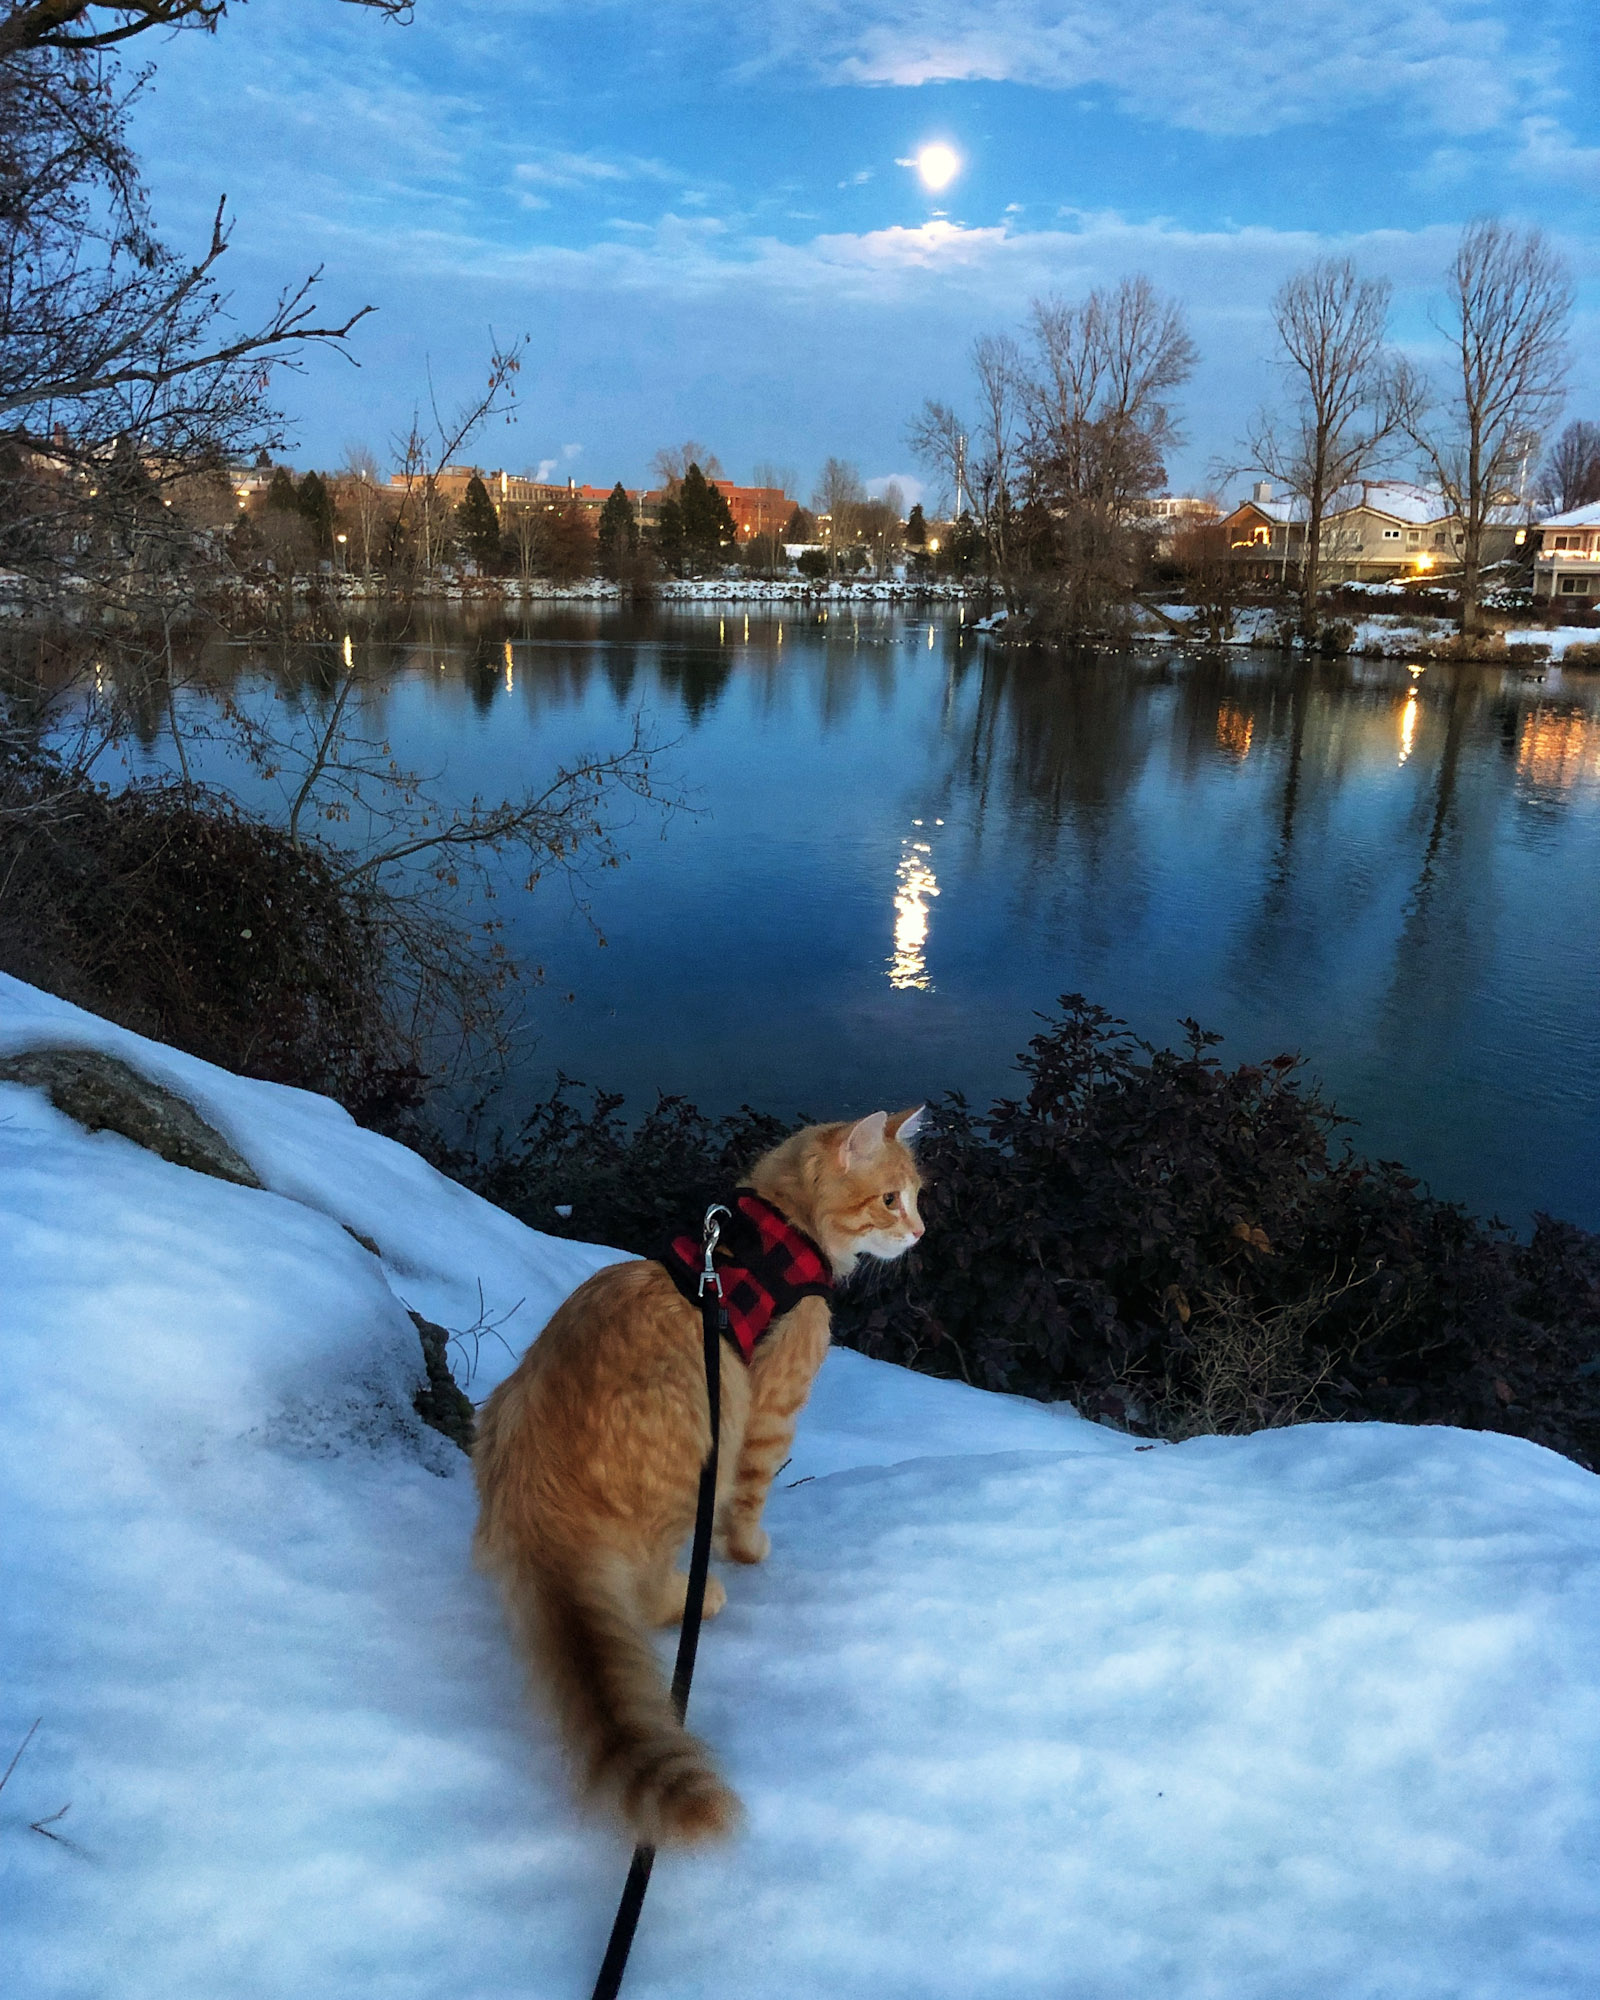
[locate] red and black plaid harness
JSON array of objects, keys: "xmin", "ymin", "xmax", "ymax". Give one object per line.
[{"xmin": 659, "ymin": 1190, "xmax": 833, "ymax": 1362}]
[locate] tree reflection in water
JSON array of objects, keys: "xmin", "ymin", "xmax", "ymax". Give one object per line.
[{"xmin": 97, "ymin": 608, "xmax": 1600, "ymax": 1230}]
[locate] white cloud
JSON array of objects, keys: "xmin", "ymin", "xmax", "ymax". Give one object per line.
[
  {"xmin": 868, "ymin": 470, "xmax": 925, "ymax": 507},
  {"xmin": 746, "ymin": 0, "xmax": 1555, "ymax": 140},
  {"xmin": 1513, "ymin": 117, "xmax": 1600, "ymax": 191},
  {"xmin": 513, "ymin": 149, "xmax": 673, "ymax": 190}
]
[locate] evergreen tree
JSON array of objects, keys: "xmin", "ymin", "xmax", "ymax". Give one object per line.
[
  {"xmin": 265, "ymin": 467, "xmax": 299, "ymax": 513},
  {"xmin": 905, "ymin": 503, "xmax": 927, "ymax": 548},
  {"xmin": 679, "ymin": 462, "xmax": 736, "ymax": 570},
  {"xmin": 542, "ymin": 500, "xmax": 597, "ymax": 583},
  {"xmin": 455, "ymin": 474, "xmax": 502, "ymax": 568},
  {"xmin": 296, "ymin": 470, "xmax": 334, "ymax": 555},
  {"xmin": 782, "ymin": 503, "xmax": 813, "ymax": 542},
  {"xmin": 596, "ymin": 482, "xmax": 639, "ymax": 578},
  {"xmin": 654, "ymin": 495, "xmax": 686, "ymax": 575}
]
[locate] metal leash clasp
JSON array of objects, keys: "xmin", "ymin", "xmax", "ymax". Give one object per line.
[{"xmin": 699, "ymin": 1203, "xmax": 730, "ymax": 1298}]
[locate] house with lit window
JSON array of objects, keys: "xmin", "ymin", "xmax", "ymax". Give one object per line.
[
  {"xmin": 1219, "ymin": 480, "xmax": 1518, "ymax": 584},
  {"xmin": 1529, "ymin": 502, "xmax": 1600, "ymax": 602}
]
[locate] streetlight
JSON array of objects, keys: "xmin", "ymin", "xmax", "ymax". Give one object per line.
[{"xmin": 335, "ymin": 532, "xmax": 348, "ymax": 572}]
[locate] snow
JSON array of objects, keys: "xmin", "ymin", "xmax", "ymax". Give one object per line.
[
  {"xmin": 1534, "ymin": 502, "xmax": 1600, "ymax": 530},
  {"xmin": 1501, "ymin": 625, "xmax": 1600, "ymax": 660},
  {"xmin": 5, "ymin": 973, "xmax": 1600, "ymax": 1998},
  {"xmin": 325, "ymin": 574, "xmax": 974, "ymax": 606}
]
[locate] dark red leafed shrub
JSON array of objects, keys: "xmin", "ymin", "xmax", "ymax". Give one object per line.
[
  {"xmin": 0, "ymin": 769, "xmax": 425, "ymax": 1125},
  {"xmin": 838, "ymin": 999, "xmax": 1600, "ymax": 1465},
  {"xmin": 471, "ymin": 998, "xmax": 1600, "ymax": 1470}
]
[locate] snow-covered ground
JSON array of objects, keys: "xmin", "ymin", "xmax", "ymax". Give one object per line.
[
  {"xmin": 323, "ymin": 574, "xmax": 975, "ymax": 605},
  {"xmin": 4, "ymin": 973, "xmax": 1600, "ymax": 1998}
]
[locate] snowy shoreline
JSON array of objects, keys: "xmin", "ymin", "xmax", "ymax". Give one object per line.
[
  {"xmin": 5, "ymin": 973, "xmax": 1600, "ymax": 1998},
  {"xmin": 304, "ymin": 574, "xmax": 980, "ymax": 607}
]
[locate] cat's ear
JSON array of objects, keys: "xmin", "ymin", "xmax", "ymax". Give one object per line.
[
  {"xmin": 889, "ymin": 1105, "xmax": 926, "ymax": 1143},
  {"xmin": 841, "ymin": 1110, "xmax": 889, "ymax": 1168}
]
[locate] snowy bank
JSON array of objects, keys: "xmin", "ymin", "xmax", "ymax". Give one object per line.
[
  {"xmin": 281, "ymin": 574, "xmax": 979, "ymax": 607},
  {"xmin": 4, "ymin": 974, "xmax": 1599, "ymax": 1998}
]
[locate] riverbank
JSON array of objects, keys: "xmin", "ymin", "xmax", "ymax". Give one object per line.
[
  {"xmin": 267, "ymin": 572, "xmax": 1600, "ymax": 662},
  {"xmin": 320, "ymin": 573, "xmax": 978, "ymax": 607},
  {"xmin": 1128, "ymin": 601, "xmax": 1600, "ymax": 664}
]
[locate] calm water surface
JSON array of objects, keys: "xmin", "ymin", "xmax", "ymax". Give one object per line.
[{"xmin": 198, "ymin": 607, "xmax": 1600, "ymax": 1232}]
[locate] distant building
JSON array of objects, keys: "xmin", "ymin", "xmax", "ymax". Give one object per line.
[
  {"xmin": 386, "ymin": 466, "xmax": 794, "ymax": 541},
  {"xmin": 1528, "ymin": 502, "xmax": 1600, "ymax": 602},
  {"xmin": 1217, "ymin": 479, "xmax": 1519, "ymax": 584},
  {"xmin": 1131, "ymin": 494, "xmax": 1219, "ymax": 558}
]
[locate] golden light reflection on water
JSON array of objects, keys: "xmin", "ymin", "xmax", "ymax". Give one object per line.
[
  {"xmin": 1517, "ymin": 706, "xmax": 1600, "ymax": 789},
  {"xmin": 503, "ymin": 639, "xmax": 514, "ymax": 693},
  {"xmin": 1216, "ymin": 703, "xmax": 1254, "ymax": 758},
  {"xmin": 888, "ymin": 830, "xmax": 940, "ymax": 991},
  {"xmin": 1398, "ymin": 691, "xmax": 1418, "ymax": 765}
]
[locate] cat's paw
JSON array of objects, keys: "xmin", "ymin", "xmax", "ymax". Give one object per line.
[
  {"xmin": 652, "ymin": 1571, "xmax": 726, "ymax": 1624},
  {"xmin": 718, "ymin": 1525, "xmax": 771, "ymax": 1566}
]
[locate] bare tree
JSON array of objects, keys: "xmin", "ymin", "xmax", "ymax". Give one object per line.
[
  {"xmin": 964, "ymin": 332, "xmax": 1024, "ymax": 602},
  {"xmin": 857, "ymin": 482, "xmax": 904, "ymax": 577},
  {"xmin": 751, "ymin": 459, "xmax": 797, "ymax": 500},
  {"xmin": 1023, "ymin": 278, "xmax": 1194, "ymax": 508},
  {"xmin": 1019, "ymin": 275, "xmax": 1197, "ymax": 633},
  {"xmin": 336, "ymin": 443, "xmax": 389, "ymax": 577},
  {"xmin": 1399, "ymin": 220, "xmax": 1573, "ymax": 634},
  {"xmin": 0, "ymin": 3, "xmax": 406, "ymax": 610},
  {"xmin": 504, "ymin": 500, "xmax": 542, "ymax": 580},
  {"xmin": 651, "ymin": 440, "xmax": 724, "ymax": 488},
  {"xmin": 389, "ymin": 337, "xmax": 526, "ymax": 583},
  {"xmin": 813, "ymin": 456, "xmax": 865, "ymax": 574},
  {"xmin": 1245, "ymin": 258, "xmax": 1398, "ymax": 641},
  {"xmin": 905, "ymin": 399, "xmax": 967, "ymax": 520},
  {"xmin": 0, "ymin": 1, "xmax": 409, "ymax": 61},
  {"xmin": 1533, "ymin": 420, "xmax": 1600, "ymax": 516}
]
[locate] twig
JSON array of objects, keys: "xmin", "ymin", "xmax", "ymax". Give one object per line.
[
  {"xmin": 0, "ymin": 1717, "xmax": 41, "ymax": 1796},
  {"xmin": 30, "ymin": 1802, "xmax": 71, "ymax": 1840}
]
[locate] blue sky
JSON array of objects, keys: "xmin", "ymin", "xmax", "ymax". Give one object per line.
[{"xmin": 134, "ymin": 0, "xmax": 1600, "ymax": 503}]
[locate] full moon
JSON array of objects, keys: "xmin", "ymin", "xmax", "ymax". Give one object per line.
[{"xmin": 915, "ymin": 142, "xmax": 960, "ymax": 192}]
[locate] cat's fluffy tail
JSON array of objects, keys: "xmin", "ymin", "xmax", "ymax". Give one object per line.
[{"xmin": 499, "ymin": 1558, "xmax": 743, "ymax": 1848}]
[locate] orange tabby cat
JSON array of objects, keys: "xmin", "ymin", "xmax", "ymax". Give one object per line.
[{"xmin": 472, "ymin": 1107, "xmax": 926, "ymax": 1846}]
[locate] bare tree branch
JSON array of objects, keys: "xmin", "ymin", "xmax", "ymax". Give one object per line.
[
  {"xmin": 1399, "ymin": 219, "xmax": 1572, "ymax": 633},
  {"xmin": 0, "ymin": 1, "xmax": 410, "ymax": 62},
  {"xmin": 1244, "ymin": 257, "xmax": 1398, "ymax": 639}
]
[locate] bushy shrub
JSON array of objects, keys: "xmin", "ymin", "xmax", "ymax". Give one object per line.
[
  {"xmin": 466, "ymin": 998, "xmax": 1600, "ymax": 1470},
  {"xmin": 843, "ymin": 999, "xmax": 1600, "ymax": 1464},
  {"xmin": 464, "ymin": 1083, "xmax": 794, "ymax": 1253},
  {"xmin": 0, "ymin": 766, "xmax": 424, "ymax": 1123}
]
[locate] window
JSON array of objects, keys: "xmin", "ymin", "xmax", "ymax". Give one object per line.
[
  {"xmin": 1553, "ymin": 535, "xmax": 1572, "ymax": 549},
  {"xmin": 1558, "ymin": 575, "xmax": 1590, "ymax": 594},
  {"xmin": 1382, "ymin": 527, "xmax": 1402, "ymax": 541},
  {"xmin": 1407, "ymin": 530, "xmax": 1421, "ymax": 544}
]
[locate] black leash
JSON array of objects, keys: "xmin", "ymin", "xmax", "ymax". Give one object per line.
[{"xmin": 589, "ymin": 1204, "xmax": 728, "ymax": 2000}]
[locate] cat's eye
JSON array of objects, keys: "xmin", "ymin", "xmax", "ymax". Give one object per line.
[{"xmin": 883, "ymin": 1191, "xmax": 898, "ymax": 1207}]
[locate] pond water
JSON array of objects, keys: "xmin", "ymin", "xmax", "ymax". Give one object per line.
[{"xmin": 180, "ymin": 606, "xmax": 1600, "ymax": 1232}]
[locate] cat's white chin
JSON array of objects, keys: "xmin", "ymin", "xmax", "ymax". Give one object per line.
[{"xmin": 851, "ymin": 1230, "xmax": 921, "ymax": 1269}]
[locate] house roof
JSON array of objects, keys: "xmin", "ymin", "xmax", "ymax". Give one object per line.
[
  {"xmin": 1535, "ymin": 501, "xmax": 1600, "ymax": 530},
  {"xmin": 1231, "ymin": 480, "xmax": 1520, "ymax": 530},
  {"xmin": 1338, "ymin": 481, "xmax": 1446, "ymax": 525}
]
